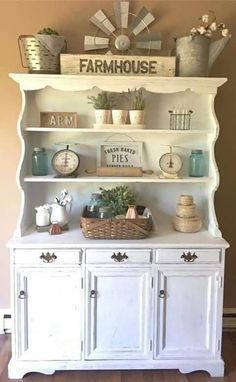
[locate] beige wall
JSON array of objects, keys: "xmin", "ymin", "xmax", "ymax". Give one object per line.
[{"xmin": 0, "ymin": 0, "xmax": 235, "ymax": 308}]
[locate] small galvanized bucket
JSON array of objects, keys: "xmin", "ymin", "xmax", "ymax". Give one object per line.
[
  {"xmin": 18, "ymin": 35, "xmax": 66, "ymax": 74},
  {"xmin": 175, "ymin": 35, "xmax": 210, "ymax": 77}
]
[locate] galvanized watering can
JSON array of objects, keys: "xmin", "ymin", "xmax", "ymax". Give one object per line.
[{"xmin": 175, "ymin": 35, "xmax": 231, "ymax": 77}]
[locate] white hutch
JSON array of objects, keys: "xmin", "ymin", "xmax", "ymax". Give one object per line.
[{"xmin": 8, "ymin": 73, "xmax": 229, "ymax": 378}]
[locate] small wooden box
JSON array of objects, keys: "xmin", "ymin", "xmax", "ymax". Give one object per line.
[{"xmin": 40, "ymin": 112, "xmax": 78, "ymax": 128}]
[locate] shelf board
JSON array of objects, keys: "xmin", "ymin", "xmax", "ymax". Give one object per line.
[
  {"xmin": 8, "ymin": 221, "xmax": 228, "ymax": 248},
  {"xmin": 24, "ymin": 127, "xmax": 214, "ymax": 134},
  {"xmin": 23, "ymin": 175, "xmax": 213, "ymax": 183}
]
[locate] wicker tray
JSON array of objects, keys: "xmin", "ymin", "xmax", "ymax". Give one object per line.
[{"xmin": 81, "ymin": 207, "xmax": 153, "ymax": 240}]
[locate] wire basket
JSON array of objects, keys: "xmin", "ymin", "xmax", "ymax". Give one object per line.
[
  {"xmin": 169, "ymin": 109, "xmax": 193, "ymax": 130},
  {"xmin": 81, "ymin": 207, "xmax": 153, "ymax": 240},
  {"xmin": 18, "ymin": 35, "xmax": 66, "ymax": 74}
]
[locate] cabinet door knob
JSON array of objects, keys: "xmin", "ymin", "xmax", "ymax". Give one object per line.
[
  {"xmin": 159, "ymin": 290, "xmax": 165, "ymax": 298},
  {"xmin": 40, "ymin": 252, "xmax": 57, "ymax": 263},
  {"xmin": 18, "ymin": 290, "xmax": 26, "ymax": 299},
  {"xmin": 89, "ymin": 290, "xmax": 97, "ymax": 298},
  {"xmin": 111, "ymin": 252, "xmax": 128, "ymax": 262},
  {"xmin": 181, "ymin": 251, "xmax": 198, "ymax": 262}
]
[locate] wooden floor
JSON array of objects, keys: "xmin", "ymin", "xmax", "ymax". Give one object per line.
[{"xmin": 1, "ymin": 332, "xmax": 236, "ymax": 381}]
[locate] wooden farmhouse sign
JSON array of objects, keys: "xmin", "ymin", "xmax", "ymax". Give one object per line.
[
  {"xmin": 98, "ymin": 141, "xmax": 142, "ymax": 168},
  {"xmin": 60, "ymin": 54, "xmax": 176, "ymax": 77},
  {"xmin": 40, "ymin": 112, "xmax": 78, "ymax": 128}
]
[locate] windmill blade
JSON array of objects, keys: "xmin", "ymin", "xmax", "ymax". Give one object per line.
[
  {"xmin": 113, "ymin": 1, "xmax": 129, "ymax": 29},
  {"xmin": 90, "ymin": 10, "xmax": 116, "ymax": 35},
  {"xmin": 84, "ymin": 36, "xmax": 109, "ymax": 51},
  {"xmin": 135, "ymin": 32, "xmax": 162, "ymax": 50},
  {"xmin": 130, "ymin": 7, "xmax": 155, "ymax": 36}
]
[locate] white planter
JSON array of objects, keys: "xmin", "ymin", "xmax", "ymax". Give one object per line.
[
  {"xmin": 95, "ymin": 109, "xmax": 112, "ymax": 124},
  {"xmin": 112, "ymin": 110, "xmax": 128, "ymax": 125},
  {"xmin": 129, "ymin": 110, "xmax": 145, "ymax": 124}
]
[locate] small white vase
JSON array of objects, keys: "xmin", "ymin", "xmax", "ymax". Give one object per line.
[
  {"xmin": 95, "ymin": 109, "xmax": 112, "ymax": 124},
  {"xmin": 112, "ymin": 110, "xmax": 128, "ymax": 125},
  {"xmin": 129, "ymin": 110, "xmax": 145, "ymax": 125}
]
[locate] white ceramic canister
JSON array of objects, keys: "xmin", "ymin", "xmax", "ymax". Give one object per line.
[{"xmin": 35, "ymin": 205, "xmax": 50, "ymax": 227}]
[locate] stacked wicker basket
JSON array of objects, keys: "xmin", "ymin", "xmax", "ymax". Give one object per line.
[{"xmin": 173, "ymin": 195, "xmax": 202, "ymax": 233}]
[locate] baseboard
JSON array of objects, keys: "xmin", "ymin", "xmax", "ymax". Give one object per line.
[
  {"xmin": 0, "ymin": 309, "xmax": 11, "ymax": 334},
  {"xmin": 223, "ymin": 308, "xmax": 236, "ymax": 330}
]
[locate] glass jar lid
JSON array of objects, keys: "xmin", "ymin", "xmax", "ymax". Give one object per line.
[
  {"xmin": 33, "ymin": 147, "xmax": 45, "ymax": 152},
  {"xmin": 99, "ymin": 206, "xmax": 112, "ymax": 213},
  {"xmin": 91, "ymin": 193, "xmax": 102, "ymax": 200},
  {"xmin": 191, "ymin": 149, "xmax": 203, "ymax": 154}
]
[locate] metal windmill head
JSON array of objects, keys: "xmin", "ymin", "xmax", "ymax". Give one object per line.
[{"xmin": 84, "ymin": 1, "xmax": 162, "ymax": 55}]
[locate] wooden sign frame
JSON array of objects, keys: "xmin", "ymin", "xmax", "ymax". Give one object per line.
[
  {"xmin": 60, "ymin": 54, "xmax": 176, "ymax": 77},
  {"xmin": 98, "ymin": 141, "xmax": 143, "ymax": 168},
  {"xmin": 40, "ymin": 112, "xmax": 78, "ymax": 128}
]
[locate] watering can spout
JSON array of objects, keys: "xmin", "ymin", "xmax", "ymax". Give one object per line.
[{"xmin": 209, "ymin": 36, "xmax": 231, "ymax": 70}]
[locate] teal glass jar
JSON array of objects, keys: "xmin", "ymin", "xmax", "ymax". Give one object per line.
[
  {"xmin": 32, "ymin": 147, "xmax": 48, "ymax": 176},
  {"xmin": 98, "ymin": 206, "xmax": 113, "ymax": 219},
  {"xmin": 189, "ymin": 149, "xmax": 204, "ymax": 177},
  {"xmin": 87, "ymin": 193, "xmax": 103, "ymax": 217}
]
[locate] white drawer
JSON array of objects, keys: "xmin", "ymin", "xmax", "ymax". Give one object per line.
[
  {"xmin": 85, "ymin": 249, "xmax": 152, "ymax": 264},
  {"xmin": 14, "ymin": 249, "xmax": 82, "ymax": 265},
  {"xmin": 155, "ymin": 249, "xmax": 221, "ymax": 264}
]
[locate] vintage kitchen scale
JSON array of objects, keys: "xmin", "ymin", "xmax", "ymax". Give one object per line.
[
  {"xmin": 52, "ymin": 144, "xmax": 80, "ymax": 177},
  {"xmin": 158, "ymin": 145, "xmax": 183, "ymax": 179}
]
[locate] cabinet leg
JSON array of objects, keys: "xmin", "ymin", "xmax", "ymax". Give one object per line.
[
  {"xmin": 8, "ymin": 358, "xmax": 55, "ymax": 379},
  {"xmin": 179, "ymin": 359, "xmax": 224, "ymax": 377}
]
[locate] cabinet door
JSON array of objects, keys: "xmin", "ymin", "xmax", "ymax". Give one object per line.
[
  {"xmin": 85, "ymin": 267, "xmax": 152, "ymax": 360},
  {"xmin": 155, "ymin": 267, "xmax": 221, "ymax": 359},
  {"xmin": 15, "ymin": 268, "xmax": 82, "ymax": 360}
]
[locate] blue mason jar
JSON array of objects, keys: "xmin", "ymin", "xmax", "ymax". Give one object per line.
[
  {"xmin": 32, "ymin": 147, "xmax": 48, "ymax": 176},
  {"xmin": 189, "ymin": 149, "xmax": 204, "ymax": 177},
  {"xmin": 98, "ymin": 206, "xmax": 113, "ymax": 219},
  {"xmin": 87, "ymin": 193, "xmax": 103, "ymax": 218}
]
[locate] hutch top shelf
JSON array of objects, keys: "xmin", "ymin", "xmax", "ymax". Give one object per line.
[{"xmin": 9, "ymin": 73, "xmax": 227, "ymax": 94}]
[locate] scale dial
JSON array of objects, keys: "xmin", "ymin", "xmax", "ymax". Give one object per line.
[
  {"xmin": 52, "ymin": 148, "xmax": 80, "ymax": 177},
  {"xmin": 159, "ymin": 152, "xmax": 182, "ymax": 178}
]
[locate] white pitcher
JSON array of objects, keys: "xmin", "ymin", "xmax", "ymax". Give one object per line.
[{"xmin": 50, "ymin": 203, "xmax": 71, "ymax": 227}]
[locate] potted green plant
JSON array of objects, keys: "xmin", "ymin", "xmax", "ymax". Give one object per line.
[
  {"xmin": 88, "ymin": 91, "xmax": 115, "ymax": 125},
  {"xmin": 99, "ymin": 185, "xmax": 135, "ymax": 216},
  {"xmin": 128, "ymin": 88, "xmax": 145, "ymax": 125}
]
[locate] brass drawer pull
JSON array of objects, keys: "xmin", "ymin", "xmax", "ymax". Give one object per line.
[
  {"xmin": 18, "ymin": 290, "xmax": 26, "ymax": 299},
  {"xmin": 181, "ymin": 251, "xmax": 198, "ymax": 262},
  {"xmin": 89, "ymin": 290, "xmax": 97, "ymax": 298},
  {"xmin": 159, "ymin": 290, "xmax": 165, "ymax": 298},
  {"xmin": 40, "ymin": 252, "xmax": 57, "ymax": 263},
  {"xmin": 111, "ymin": 252, "xmax": 128, "ymax": 262}
]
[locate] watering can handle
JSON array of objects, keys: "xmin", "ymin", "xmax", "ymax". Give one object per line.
[{"xmin": 18, "ymin": 35, "xmax": 32, "ymax": 68}]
